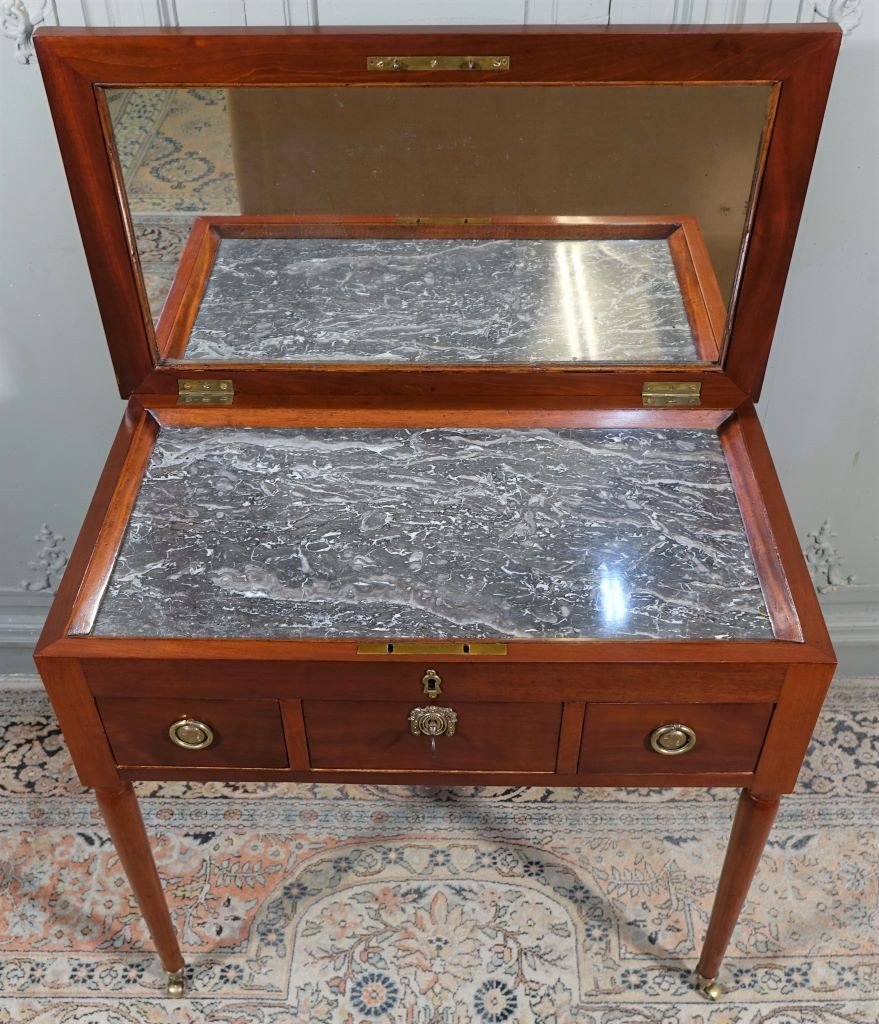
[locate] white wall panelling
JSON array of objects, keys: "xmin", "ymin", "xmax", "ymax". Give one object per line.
[
  {"xmin": 4, "ymin": 0, "xmax": 863, "ymax": 33},
  {"xmin": 0, "ymin": 0, "xmax": 875, "ymax": 676},
  {"xmin": 526, "ymin": 2, "xmax": 609, "ymax": 24}
]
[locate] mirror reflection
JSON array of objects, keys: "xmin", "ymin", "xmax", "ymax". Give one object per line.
[{"xmin": 104, "ymin": 84, "xmax": 772, "ymax": 367}]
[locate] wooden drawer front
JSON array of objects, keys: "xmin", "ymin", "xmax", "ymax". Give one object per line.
[
  {"xmin": 580, "ymin": 702, "xmax": 774, "ymax": 774},
  {"xmin": 97, "ymin": 698, "xmax": 288, "ymax": 769},
  {"xmin": 303, "ymin": 701, "xmax": 562, "ymax": 772}
]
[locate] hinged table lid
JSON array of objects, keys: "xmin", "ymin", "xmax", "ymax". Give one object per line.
[{"xmin": 35, "ymin": 24, "xmax": 840, "ymax": 404}]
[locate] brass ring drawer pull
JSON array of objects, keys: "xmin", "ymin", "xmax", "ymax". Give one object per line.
[
  {"xmin": 168, "ymin": 717, "xmax": 215, "ymax": 750},
  {"xmin": 649, "ymin": 723, "xmax": 696, "ymax": 756},
  {"xmin": 409, "ymin": 706, "xmax": 457, "ymax": 738}
]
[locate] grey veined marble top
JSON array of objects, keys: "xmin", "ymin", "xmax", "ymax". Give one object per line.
[
  {"xmin": 91, "ymin": 427, "xmax": 772, "ymax": 641},
  {"xmin": 182, "ymin": 237, "xmax": 702, "ymax": 364}
]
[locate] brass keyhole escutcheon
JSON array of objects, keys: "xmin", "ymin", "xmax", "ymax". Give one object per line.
[
  {"xmin": 409, "ymin": 706, "xmax": 457, "ymax": 738},
  {"xmin": 168, "ymin": 717, "xmax": 215, "ymax": 750},
  {"xmin": 422, "ymin": 668, "xmax": 442, "ymax": 698},
  {"xmin": 649, "ymin": 723, "xmax": 696, "ymax": 756}
]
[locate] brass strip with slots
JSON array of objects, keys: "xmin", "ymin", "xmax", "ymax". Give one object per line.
[
  {"xmin": 367, "ymin": 55, "xmax": 510, "ymax": 72},
  {"xmin": 396, "ymin": 216, "xmax": 493, "ymax": 226},
  {"xmin": 358, "ymin": 641, "xmax": 508, "ymax": 656}
]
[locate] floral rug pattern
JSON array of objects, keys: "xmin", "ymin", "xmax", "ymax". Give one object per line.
[
  {"xmin": 105, "ymin": 88, "xmax": 239, "ymax": 319},
  {"xmin": 0, "ymin": 676, "xmax": 877, "ymax": 1023}
]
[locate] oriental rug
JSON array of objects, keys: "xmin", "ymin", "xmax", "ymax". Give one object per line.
[{"xmin": 105, "ymin": 87, "xmax": 239, "ymax": 317}]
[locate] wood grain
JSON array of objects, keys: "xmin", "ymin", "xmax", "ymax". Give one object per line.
[
  {"xmin": 154, "ymin": 218, "xmax": 219, "ymax": 361},
  {"xmin": 97, "ymin": 697, "xmax": 289, "ymax": 769},
  {"xmin": 33, "ymin": 659, "xmax": 120, "ymax": 788},
  {"xmin": 115, "ymin": 766, "xmax": 757, "ymax": 789},
  {"xmin": 557, "ymin": 702, "xmax": 586, "ymax": 773},
  {"xmin": 94, "ymin": 782, "xmax": 185, "ymax": 975},
  {"xmin": 281, "ymin": 699, "xmax": 311, "ymax": 771},
  {"xmin": 83, "ymin": 659, "xmax": 786, "ymax": 702},
  {"xmin": 34, "ymin": 25, "xmax": 840, "ymax": 401},
  {"xmin": 29, "ymin": 24, "xmax": 841, "ymax": 991},
  {"xmin": 303, "ymin": 700, "xmax": 562, "ymax": 772},
  {"xmin": 753, "ymin": 662, "xmax": 835, "ymax": 793},
  {"xmin": 697, "ymin": 790, "xmax": 781, "ymax": 981},
  {"xmin": 579, "ymin": 702, "xmax": 774, "ymax": 775}
]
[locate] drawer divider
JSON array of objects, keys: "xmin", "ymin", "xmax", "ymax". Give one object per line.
[
  {"xmin": 281, "ymin": 700, "xmax": 311, "ymax": 771},
  {"xmin": 557, "ymin": 702, "xmax": 586, "ymax": 774}
]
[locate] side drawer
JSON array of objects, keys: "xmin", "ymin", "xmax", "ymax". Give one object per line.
[
  {"xmin": 96, "ymin": 697, "xmax": 289, "ymax": 769},
  {"xmin": 303, "ymin": 700, "xmax": 562, "ymax": 772},
  {"xmin": 579, "ymin": 702, "xmax": 774, "ymax": 774}
]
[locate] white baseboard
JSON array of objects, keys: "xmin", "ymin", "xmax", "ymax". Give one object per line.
[
  {"xmin": 2, "ymin": 586, "xmax": 877, "ymax": 677},
  {"xmin": 818, "ymin": 585, "xmax": 879, "ymax": 677}
]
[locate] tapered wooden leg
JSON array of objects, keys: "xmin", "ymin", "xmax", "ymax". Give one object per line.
[
  {"xmin": 94, "ymin": 783, "xmax": 186, "ymax": 996},
  {"xmin": 695, "ymin": 789, "xmax": 781, "ymax": 1000}
]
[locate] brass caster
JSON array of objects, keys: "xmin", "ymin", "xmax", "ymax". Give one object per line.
[
  {"xmin": 694, "ymin": 971, "xmax": 723, "ymax": 1001},
  {"xmin": 166, "ymin": 967, "xmax": 186, "ymax": 998}
]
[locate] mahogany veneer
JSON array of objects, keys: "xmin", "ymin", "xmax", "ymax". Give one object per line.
[{"xmin": 32, "ymin": 23, "xmax": 841, "ymax": 1006}]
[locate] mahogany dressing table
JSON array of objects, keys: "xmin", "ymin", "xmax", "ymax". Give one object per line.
[{"xmin": 32, "ymin": 25, "xmax": 840, "ymax": 1002}]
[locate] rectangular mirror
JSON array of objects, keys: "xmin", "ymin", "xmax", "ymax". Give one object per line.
[{"xmin": 104, "ymin": 83, "xmax": 773, "ymax": 368}]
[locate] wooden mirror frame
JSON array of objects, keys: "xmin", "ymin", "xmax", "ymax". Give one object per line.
[{"xmin": 35, "ymin": 24, "xmax": 840, "ymax": 403}]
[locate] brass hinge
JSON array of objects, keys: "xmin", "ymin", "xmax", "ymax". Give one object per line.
[
  {"xmin": 177, "ymin": 379, "xmax": 234, "ymax": 406},
  {"xmin": 367, "ymin": 55, "xmax": 510, "ymax": 72},
  {"xmin": 642, "ymin": 382, "xmax": 702, "ymax": 407}
]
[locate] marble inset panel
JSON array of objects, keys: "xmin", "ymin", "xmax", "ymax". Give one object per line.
[
  {"xmin": 91, "ymin": 427, "xmax": 772, "ymax": 641},
  {"xmin": 182, "ymin": 237, "xmax": 701, "ymax": 364}
]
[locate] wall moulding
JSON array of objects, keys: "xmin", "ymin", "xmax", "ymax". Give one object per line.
[
  {"xmin": 813, "ymin": 0, "xmax": 863, "ymax": 34},
  {"xmin": 20, "ymin": 524, "xmax": 69, "ymax": 595},
  {"xmin": 805, "ymin": 520, "xmax": 857, "ymax": 595},
  {"xmin": 1, "ymin": 0, "xmax": 48, "ymax": 64},
  {"xmin": 1, "ymin": 0, "xmax": 864, "ymax": 67}
]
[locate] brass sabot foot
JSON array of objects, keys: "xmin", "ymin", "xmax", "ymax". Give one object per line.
[
  {"xmin": 694, "ymin": 971, "xmax": 723, "ymax": 1001},
  {"xmin": 166, "ymin": 967, "xmax": 186, "ymax": 998}
]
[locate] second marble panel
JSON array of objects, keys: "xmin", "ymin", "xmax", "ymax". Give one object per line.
[{"xmin": 183, "ymin": 237, "xmax": 701, "ymax": 364}]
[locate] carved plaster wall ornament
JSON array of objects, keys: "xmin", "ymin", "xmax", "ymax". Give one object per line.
[
  {"xmin": 814, "ymin": 0, "xmax": 863, "ymax": 34},
  {"xmin": 0, "ymin": 0, "xmax": 47, "ymax": 64},
  {"xmin": 21, "ymin": 524, "xmax": 69, "ymax": 594},
  {"xmin": 805, "ymin": 520, "xmax": 856, "ymax": 594}
]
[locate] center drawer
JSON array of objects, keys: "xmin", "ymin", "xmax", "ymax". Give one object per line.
[{"xmin": 303, "ymin": 700, "xmax": 562, "ymax": 772}]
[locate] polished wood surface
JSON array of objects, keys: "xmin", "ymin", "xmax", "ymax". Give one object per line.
[
  {"xmin": 94, "ymin": 783, "xmax": 185, "ymax": 976},
  {"xmin": 139, "ymin": 366, "xmax": 750, "ymax": 405},
  {"xmin": 31, "ymin": 397, "xmax": 833, "ymax": 990},
  {"xmin": 97, "ymin": 697, "xmax": 289, "ymax": 769},
  {"xmin": 303, "ymin": 700, "xmax": 562, "ymax": 772},
  {"xmin": 34, "ymin": 25, "xmax": 839, "ymax": 401},
  {"xmin": 696, "ymin": 790, "xmax": 781, "ymax": 982},
  {"xmin": 81, "ymin": 658, "xmax": 788, "ymax": 700},
  {"xmin": 579, "ymin": 702, "xmax": 774, "ymax": 774},
  {"xmin": 32, "ymin": 26, "xmax": 839, "ymax": 995},
  {"xmin": 116, "ymin": 766, "xmax": 759, "ymax": 789}
]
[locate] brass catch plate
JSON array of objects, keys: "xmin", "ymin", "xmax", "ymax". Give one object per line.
[
  {"xmin": 642, "ymin": 382, "xmax": 701, "ymax": 407},
  {"xmin": 358, "ymin": 641, "xmax": 507, "ymax": 656},
  {"xmin": 177, "ymin": 379, "xmax": 234, "ymax": 405},
  {"xmin": 396, "ymin": 216, "xmax": 493, "ymax": 226},
  {"xmin": 367, "ymin": 55, "xmax": 510, "ymax": 72}
]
